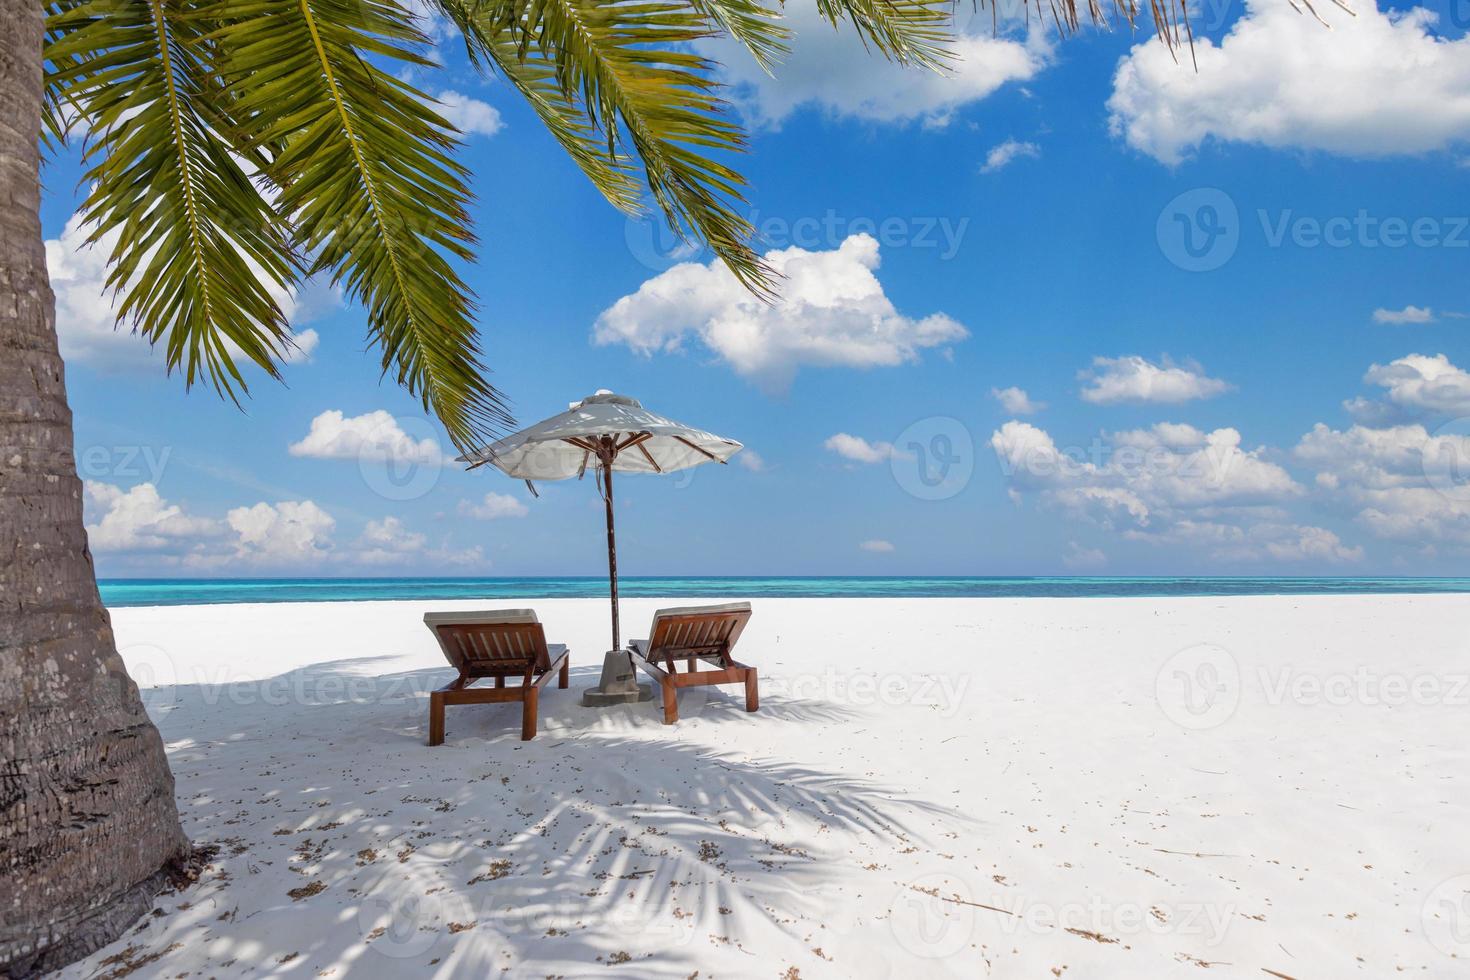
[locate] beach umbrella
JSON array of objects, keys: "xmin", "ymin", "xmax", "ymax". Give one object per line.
[{"xmin": 459, "ymin": 391, "xmax": 742, "ymax": 699}]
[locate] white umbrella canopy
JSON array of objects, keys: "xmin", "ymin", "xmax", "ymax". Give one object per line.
[
  {"xmin": 457, "ymin": 391, "xmax": 742, "ymax": 665},
  {"xmin": 458, "ymin": 391, "xmax": 742, "ymax": 481}
]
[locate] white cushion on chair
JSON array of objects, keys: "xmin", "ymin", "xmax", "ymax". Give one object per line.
[
  {"xmin": 650, "ymin": 601, "xmax": 751, "ymax": 620},
  {"xmin": 424, "ymin": 608, "xmax": 540, "ymax": 628}
]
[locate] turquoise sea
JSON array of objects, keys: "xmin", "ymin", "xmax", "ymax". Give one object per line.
[{"xmin": 97, "ymin": 576, "xmax": 1470, "ymax": 608}]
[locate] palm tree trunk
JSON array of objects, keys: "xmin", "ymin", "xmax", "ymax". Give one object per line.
[{"xmin": 0, "ymin": 5, "xmax": 190, "ymax": 975}]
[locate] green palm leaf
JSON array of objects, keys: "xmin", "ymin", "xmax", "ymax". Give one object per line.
[
  {"xmin": 45, "ymin": 0, "xmax": 299, "ymax": 399},
  {"xmin": 813, "ymin": 0, "xmax": 952, "ymax": 69},
  {"xmin": 439, "ymin": 0, "xmax": 642, "ymax": 215},
  {"xmin": 444, "ymin": 0, "xmax": 775, "ymax": 296},
  {"xmin": 214, "ymin": 0, "xmax": 512, "ymax": 447},
  {"xmin": 687, "ymin": 0, "xmax": 789, "ymax": 73}
]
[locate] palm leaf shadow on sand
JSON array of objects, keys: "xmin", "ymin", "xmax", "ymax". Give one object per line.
[{"xmin": 126, "ymin": 656, "xmax": 974, "ymax": 976}]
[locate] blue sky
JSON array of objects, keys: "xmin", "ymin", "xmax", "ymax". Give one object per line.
[{"xmin": 51, "ymin": 0, "xmax": 1470, "ymax": 577}]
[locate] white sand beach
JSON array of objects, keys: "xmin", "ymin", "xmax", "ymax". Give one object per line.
[{"xmin": 60, "ymin": 595, "xmax": 1470, "ymax": 979}]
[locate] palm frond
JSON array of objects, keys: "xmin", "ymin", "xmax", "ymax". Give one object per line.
[
  {"xmin": 444, "ymin": 0, "xmax": 774, "ymax": 297},
  {"xmin": 438, "ymin": 0, "xmax": 642, "ymax": 214},
  {"xmin": 813, "ymin": 0, "xmax": 952, "ymax": 70},
  {"xmin": 45, "ymin": 0, "xmax": 299, "ymax": 400},
  {"xmin": 687, "ymin": 0, "xmax": 789, "ymax": 72},
  {"xmin": 215, "ymin": 0, "xmax": 512, "ymax": 447}
]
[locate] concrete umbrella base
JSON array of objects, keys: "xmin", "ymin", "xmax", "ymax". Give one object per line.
[{"xmin": 581, "ymin": 649, "xmax": 653, "ymax": 706}]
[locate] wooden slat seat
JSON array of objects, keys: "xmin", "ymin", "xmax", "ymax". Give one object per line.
[
  {"xmin": 628, "ymin": 602, "xmax": 758, "ymax": 724},
  {"xmin": 423, "ymin": 610, "xmax": 570, "ymax": 742}
]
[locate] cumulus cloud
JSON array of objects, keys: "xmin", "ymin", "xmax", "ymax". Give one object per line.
[
  {"xmin": 859, "ymin": 539, "xmax": 895, "ymax": 553},
  {"xmin": 84, "ymin": 481, "xmax": 485, "ymax": 570},
  {"xmin": 1078, "ymin": 355, "xmax": 1231, "ymax": 405},
  {"xmin": 356, "ymin": 516, "xmax": 484, "ymax": 566},
  {"xmin": 993, "ymin": 420, "xmax": 1306, "ymax": 559},
  {"xmin": 84, "ymin": 482, "xmax": 221, "ymax": 553},
  {"xmin": 458, "ymin": 492, "xmax": 530, "ymax": 520},
  {"xmin": 1127, "ymin": 519, "xmax": 1363, "ymax": 563},
  {"xmin": 980, "ymin": 139, "xmax": 1040, "ymax": 174},
  {"xmin": 994, "ymin": 420, "xmax": 1301, "ymax": 517},
  {"xmin": 825, "ymin": 433, "xmax": 896, "ymax": 464},
  {"xmin": 1352, "ymin": 487, "xmax": 1470, "ymax": 546},
  {"xmin": 226, "ymin": 500, "xmax": 336, "ymax": 566},
  {"xmin": 1294, "ymin": 421, "xmax": 1470, "ymax": 546},
  {"xmin": 47, "ymin": 209, "xmax": 333, "ymax": 372},
  {"xmin": 996, "ymin": 355, "xmax": 1470, "ymax": 562},
  {"xmin": 1109, "ymin": 0, "xmax": 1470, "ymax": 164},
  {"xmin": 1296, "ymin": 422, "xmax": 1470, "ymax": 488},
  {"xmin": 435, "ymin": 91, "xmax": 503, "ymax": 138},
  {"xmin": 991, "ymin": 386, "xmax": 1045, "ymax": 414},
  {"xmin": 1373, "ymin": 305, "xmax": 1436, "ymax": 325},
  {"xmin": 594, "ymin": 234, "xmax": 967, "ymax": 391},
  {"xmin": 1355, "ymin": 354, "xmax": 1470, "ymax": 419},
  {"xmin": 289, "ymin": 410, "xmax": 449, "ymax": 465},
  {"xmin": 704, "ymin": 7, "xmax": 1048, "ymax": 128}
]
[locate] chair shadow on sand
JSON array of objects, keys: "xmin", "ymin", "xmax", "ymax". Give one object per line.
[{"xmin": 128, "ymin": 656, "xmax": 975, "ymax": 977}]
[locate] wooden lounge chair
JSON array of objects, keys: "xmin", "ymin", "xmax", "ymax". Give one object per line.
[
  {"xmin": 628, "ymin": 602, "xmax": 758, "ymax": 724},
  {"xmin": 423, "ymin": 609, "xmax": 570, "ymax": 743}
]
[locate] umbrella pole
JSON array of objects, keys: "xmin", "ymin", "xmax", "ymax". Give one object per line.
[
  {"xmin": 581, "ymin": 448, "xmax": 649, "ymax": 707},
  {"xmin": 601, "ymin": 450, "xmax": 620, "ymax": 651}
]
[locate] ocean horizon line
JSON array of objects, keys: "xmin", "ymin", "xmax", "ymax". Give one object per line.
[{"xmin": 97, "ymin": 574, "xmax": 1470, "ymax": 608}]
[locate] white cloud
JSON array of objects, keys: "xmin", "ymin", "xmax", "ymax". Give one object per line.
[
  {"xmin": 401, "ymin": 0, "xmax": 458, "ymax": 41},
  {"xmin": 1372, "ymin": 305, "xmax": 1436, "ymax": 325},
  {"xmin": 859, "ymin": 539, "xmax": 895, "ymax": 553},
  {"xmin": 435, "ymin": 91, "xmax": 503, "ymax": 138},
  {"xmin": 980, "ymin": 139, "xmax": 1040, "ymax": 174},
  {"xmin": 991, "ymin": 385, "xmax": 1045, "ymax": 414},
  {"xmin": 284, "ymin": 328, "xmax": 320, "ymax": 363},
  {"xmin": 1078, "ymin": 355, "xmax": 1231, "ymax": 405},
  {"xmin": 737, "ymin": 449, "xmax": 767, "ymax": 472},
  {"xmin": 47, "ymin": 208, "xmax": 333, "ymax": 372},
  {"xmin": 1353, "ymin": 486, "xmax": 1470, "ymax": 545},
  {"xmin": 594, "ymin": 234, "xmax": 967, "ymax": 391},
  {"xmin": 997, "ymin": 356, "xmax": 1470, "ymax": 562},
  {"xmin": 1295, "ymin": 422, "xmax": 1470, "ymax": 488},
  {"xmin": 1109, "ymin": 0, "xmax": 1470, "ymax": 164},
  {"xmin": 1242, "ymin": 524, "xmax": 1363, "ymax": 563},
  {"xmin": 992, "ymin": 420, "xmax": 1303, "ymax": 551},
  {"xmin": 289, "ymin": 410, "xmax": 449, "ymax": 465},
  {"xmin": 225, "ymin": 500, "xmax": 336, "ymax": 566},
  {"xmin": 1294, "ymin": 421, "xmax": 1470, "ymax": 546},
  {"xmin": 84, "ymin": 482, "xmax": 221, "ymax": 552},
  {"xmin": 458, "ymin": 492, "xmax": 530, "ymax": 520},
  {"xmin": 704, "ymin": 7, "xmax": 1047, "ymax": 128},
  {"xmin": 825, "ymin": 433, "xmax": 895, "ymax": 465},
  {"xmin": 356, "ymin": 516, "xmax": 484, "ymax": 566},
  {"xmin": 1127, "ymin": 519, "xmax": 1363, "ymax": 563},
  {"xmin": 84, "ymin": 480, "xmax": 485, "ymax": 570},
  {"xmin": 1355, "ymin": 354, "xmax": 1470, "ymax": 419}
]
